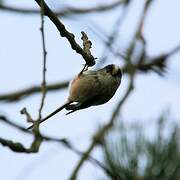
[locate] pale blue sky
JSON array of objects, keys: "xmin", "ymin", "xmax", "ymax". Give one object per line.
[{"xmin": 0, "ymin": 0, "xmax": 180, "ymax": 180}]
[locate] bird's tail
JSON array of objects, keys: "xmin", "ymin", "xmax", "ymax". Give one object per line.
[{"xmin": 27, "ymin": 101, "xmax": 72, "ymax": 130}]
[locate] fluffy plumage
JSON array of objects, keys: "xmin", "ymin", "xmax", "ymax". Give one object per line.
[{"xmin": 28, "ymin": 64, "xmax": 122, "ymax": 129}]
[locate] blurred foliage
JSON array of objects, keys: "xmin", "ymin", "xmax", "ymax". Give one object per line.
[{"xmin": 102, "ymin": 114, "xmax": 180, "ymax": 180}]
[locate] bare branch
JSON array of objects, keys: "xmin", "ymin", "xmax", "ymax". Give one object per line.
[
  {"xmin": 34, "ymin": 0, "xmax": 96, "ymax": 67},
  {"xmin": 20, "ymin": 108, "xmax": 34, "ymax": 123},
  {"xmin": 0, "ymin": 115, "xmax": 112, "ymax": 176},
  {"xmin": 168, "ymin": 44, "xmax": 180, "ymax": 57},
  {"xmin": 0, "ymin": 81, "xmax": 69, "ymax": 102},
  {"xmin": 0, "ymin": 114, "xmax": 43, "ymax": 153},
  {"xmin": 0, "ymin": 0, "xmax": 127, "ymax": 16},
  {"xmin": 0, "ymin": 137, "xmax": 33, "ymax": 153},
  {"xmin": 97, "ymin": 2, "xmax": 130, "ymax": 67},
  {"xmin": 127, "ymin": 43, "xmax": 180, "ymax": 75},
  {"xmin": 38, "ymin": 0, "xmax": 47, "ymax": 120}
]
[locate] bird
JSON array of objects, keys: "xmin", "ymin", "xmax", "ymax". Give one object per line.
[{"xmin": 27, "ymin": 64, "xmax": 122, "ymax": 129}]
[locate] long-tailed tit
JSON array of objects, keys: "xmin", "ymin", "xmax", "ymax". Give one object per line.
[{"xmin": 28, "ymin": 64, "xmax": 122, "ymax": 129}]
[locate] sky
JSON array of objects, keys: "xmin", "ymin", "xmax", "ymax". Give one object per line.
[{"xmin": 0, "ymin": 0, "xmax": 180, "ymax": 180}]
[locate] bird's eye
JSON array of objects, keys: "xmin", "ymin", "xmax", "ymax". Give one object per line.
[{"xmin": 106, "ymin": 64, "xmax": 114, "ymax": 73}]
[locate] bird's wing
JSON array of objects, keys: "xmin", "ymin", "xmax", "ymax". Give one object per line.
[
  {"xmin": 65, "ymin": 93, "xmax": 102, "ymax": 115},
  {"xmin": 69, "ymin": 72, "xmax": 102, "ymax": 103}
]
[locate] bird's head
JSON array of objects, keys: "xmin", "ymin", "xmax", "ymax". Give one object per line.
[{"xmin": 105, "ymin": 64, "xmax": 122, "ymax": 78}]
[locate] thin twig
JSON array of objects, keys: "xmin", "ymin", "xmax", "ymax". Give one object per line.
[
  {"xmin": 167, "ymin": 44, "xmax": 180, "ymax": 57},
  {"xmin": 123, "ymin": 43, "xmax": 180, "ymax": 75},
  {"xmin": 38, "ymin": 0, "xmax": 47, "ymax": 120},
  {"xmin": 20, "ymin": 108, "xmax": 34, "ymax": 123},
  {"xmin": 97, "ymin": 2, "xmax": 130, "ymax": 67},
  {"xmin": 0, "ymin": 0, "xmax": 126, "ymax": 16}
]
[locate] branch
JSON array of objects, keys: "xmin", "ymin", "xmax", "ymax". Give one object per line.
[
  {"xmin": 38, "ymin": 0, "xmax": 47, "ymax": 120},
  {"xmin": 34, "ymin": 0, "xmax": 95, "ymax": 67},
  {"xmin": 97, "ymin": 2, "xmax": 130, "ymax": 67},
  {"xmin": 0, "ymin": 115, "xmax": 112, "ymax": 176},
  {"xmin": 0, "ymin": 132, "xmax": 42, "ymax": 153},
  {"xmin": 0, "ymin": 1, "xmax": 126, "ymax": 16},
  {"xmin": 0, "ymin": 116, "xmax": 43, "ymax": 153},
  {"xmin": 129, "ymin": 43, "xmax": 180, "ymax": 75},
  {"xmin": 0, "ymin": 81, "xmax": 69, "ymax": 102},
  {"xmin": 105, "ymin": 0, "xmax": 154, "ymax": 63}
]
